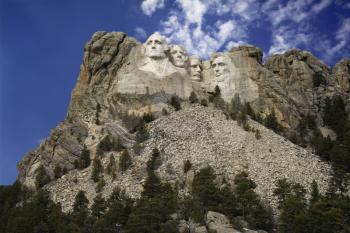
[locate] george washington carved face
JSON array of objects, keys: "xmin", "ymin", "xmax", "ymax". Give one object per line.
[{"xmin": 144, "ymin": 32, "xmax": 168, "ymax": 59}]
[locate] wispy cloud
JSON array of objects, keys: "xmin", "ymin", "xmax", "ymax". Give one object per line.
[
  {"xmin": 139, "ymin": 0, "xmax": 346, "ymax": 64},
  {"xmin": 134, "ymin": 27, "xmax": 147, "ymax": 39},
  {"xmin": 140, "ymin": 0, "xmax": 165, "ymax": 16}
]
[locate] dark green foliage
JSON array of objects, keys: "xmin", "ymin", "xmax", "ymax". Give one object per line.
[
  {"xmin": 255, "ymin": 130, "xmax": 261, "ymax": 139},
  {"xmin": 273, "ymin": 179, "xmax": 350, "ymax": 233},
  {"xmin": 313, "ymin": 71, "xmax": 327, "ymax": 87},
  {"xmin": 77, "ymin": 144, "xmax": 91, "ymax": 170},
  {"xmin": 91, "ymin": 194, "xmax": 106, "ymax": 219},
  {"xmin": 234, "ymin": 172, "xmax": 274, "ymax": 231},
  {"xmin": 228, "ymin": 94, "xmax": 243, "ymax": 120},
  {"xmin": 96, "ymin": 103, "xmax": 101, "ymax": 125},
  {"xmin": 213, "ymin": 85, "xmax": 221, "ymax": 98},
  {"xmin": 183, "ymin": 160, "xmax": 192, "ymax": 173},
  {"xmin": 72, "ymin": 190, "xmax": 90, "ymax": 231},
  {"xmin": 121, "ymin": 112, "xmax": 143, "ymax": 132},
  {"xmin": 200, "ymin": 98, "xmax": 208, "ymax": 106},
  {"xmin": 54, "ymin": 165, "xmax": 63, "ymax": 179},
  {"xmin": 297, "ymin": 114, "xmax": 317, "ymax": 138},
  {"xmin": 91, "ymin": 157, "xmax": 103, "ymax": 183},
  {"xmin": 142, "ymin": 113, "xmax": 155, "ymax": 123},
  {"xmin": 135, "ymin": 122, "xmax": 149, "ymax": 144},
  {"xmin": 310, "ymin": 180, "xmax": 320, "ymax": 204},
  {"xmin": 97, "ymin": 136, "xmax": 125, "ymax": 156},
  {"xmin": 169, "ymin": 95, "xmax": 181, "ymax": 111},
  {"xmin": 96, "ymin": 178, "xmax": 106, "ymax": 193},
  {"xmin": 119, "ymin": 150, "xmax": 132, "ymax": 172},
  {"xmin": 189, "ymin": 91, "xmax": 199, "ymax": 103},
  {"xmin": 273, "ymin": 179, "xmax": 307, "ymax": 233},
  {"xmin": 147, "ymin": 148, "xmax": 161, "ymax": 172},
  {"xmin": 125, "ymin": 148, "xmax": 177, "ymax": 233},
  {"xmin": 35, "ymin": 164, "xmax": 51, "ymax": 189},
  {"xmin": 323, "ymin": 96, "xmax": 347, "ymax": 137},
  {"xmin": 106, "ymin": 155, "xmax": 117, "ymax": 180},
  {"xmin": 93, "ymin": 188, "xmax": 133, "ymax": 233},
  {"xmin": 264, "ymin": 108, "xmax": 281, "ymax": 133}
]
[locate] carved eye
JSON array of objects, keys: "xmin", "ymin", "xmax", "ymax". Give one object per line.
[
  {"xmin": 155, "ymin": 40, "xmax": 162, "ymax": 45},
  {"xmin": 218, "ymin": 62, "xmax": 226, "ymax": 66}
]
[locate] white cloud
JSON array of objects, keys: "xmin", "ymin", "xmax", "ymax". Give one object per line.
[
  {"xmin": 318, "ymin": 18, "xmax": 350, "ymax": 62},
  {"xmin": 139, "ymin": 0, "xmax": 346, "ymax": 63},
  {"xmin": 311, "ymin": 0, "xmax": 332, "ymax": 13},
  {"xmin": 176, "ymin": 0, "xmax": 207, "ymax": 25},
  {"xmin": 268, "ymin": 25, "xmax": 312, "ymax": 54},
  {"xmin": 141, "ymin": 0, "xmax": 165, "ymax": 16},
  {"xmin": 134, "ymin": 27, "xmax": 147, "ymax": 39}
]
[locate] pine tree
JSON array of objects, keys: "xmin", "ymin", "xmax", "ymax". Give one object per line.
[
  {"xmin": 119, "ymin": 150, "xmax": 131, "ymax": 172},
  {"xmin": 189, "ymin": 91, "xmax": 199, "ymax": 103},
  {"xmin": 106, "ymin": 154, "xmax": 117, "ymax": 180},
  {"xmin": 169, "ymin": 95, "xmax": 181, "ymax": 111},
  {"xmin": 79, "ymin": 144, "xmax": 91, "ymax": 169},
  {"xmin": 35, "ymin": 165, "xmax": 51, "ymax": 189},
  {"xmin": 91, "ymin": 157, "xmax": 103, "ymax": 183},
  {"xmin": 310, "ymin": 180, "xmax": 320, "ymax": 204},
  {"xmin": 91, "ymin": 194, "xmax": 106, "ymax": 219},
  {"xmin": 72, "ymin": 190, "xmax": 90, "ymax": 230}
]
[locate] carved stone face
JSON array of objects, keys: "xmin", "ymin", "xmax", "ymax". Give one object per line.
[
  {"xmin": 144, "ymin": 33, "xmax": 167, "ymax": 59},
  {"xmin": 212, "ymin": 56, "xmax": 229, "ymax": 77},
  {"xmin": 190, "ymin": 58, "xmax": 202, "ymax": 80},
  {"xmin": 170, "ymin": 45, "xmax": 187, "ymax": 67}
]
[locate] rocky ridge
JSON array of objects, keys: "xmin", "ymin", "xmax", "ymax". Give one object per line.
[
  {"xmin": 17, "ymin": 31, "xmax": 349, "ymax": 216},
  {"xmin": 46, "ymin": 104, "xmax": 330, "ymax": 213}
]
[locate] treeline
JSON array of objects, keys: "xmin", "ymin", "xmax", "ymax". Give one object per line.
[{"xmin": 1, "ymin": 151, "xmax": 350, "ymax": 232}]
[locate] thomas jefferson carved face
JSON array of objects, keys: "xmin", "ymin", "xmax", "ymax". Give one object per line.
[
  {"xmin": 190, "ymin": 57, "xmax": 202, "ymax": 80},
  {"xmin": 169, "ymin": 45, "xmax": 188, "ymax": 68},
  {"xmin": 211, "ymin": 56, "xmax": 230, "ymax": 77},
  {"xmin": 144, "ymin": 33, "xmax": 168, "ymax": 59}
]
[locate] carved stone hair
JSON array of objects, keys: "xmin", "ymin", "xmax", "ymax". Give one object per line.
[
  {"xmin": 210, "ymin": 53, "xmax": 231, "ymax": 65},
  {"xmin": 143, "ymin": 32, "xmax": 169, "ymax": 52}
]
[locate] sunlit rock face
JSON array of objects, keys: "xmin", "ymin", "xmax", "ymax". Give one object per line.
[
  {"xmin": 114, "ymin": 32, "xmax": 192, "ymax": 100},
  {"xmin": 18, "ymin": 31, "xmax": 350, "ymax": 204}
]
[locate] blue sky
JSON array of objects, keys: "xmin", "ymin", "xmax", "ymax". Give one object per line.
[{"xmin": 0, "ymin": 0, "xmax": 349, "ymax": 185}]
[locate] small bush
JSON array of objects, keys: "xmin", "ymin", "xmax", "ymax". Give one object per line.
[
  {"xmin": 255, "ymin": 129, "xmax": 261, "ymax": 139},
  {"xmin": 106, "ymin": 155, "xmax": 117, "ymax": 180},
  {"xmin": 162, "ymin": 107, "xmax": 169, "ymax": 115},
  {"xmin": 96, "ymin": 178, "xmax": 106, "ymax": 193},
  {"xmin": 170, "ymin": 95, "xmax": 181, "ymax": 111},
  {"xmin": 142, "ymin": 113, "xmax": 155, "ymax": 123},
  {"xmin": 189, "ymin": 91, "xmax": 199, "ymax": 104},
  {"xmin": 183, "ymin": 160, "xmax": 192, "ymax": 173},
  {"xmin": 54, "ymin": 165, "xmax": 63, "ymax": 179},
  {"xmin": 200, "ymin": 98, "xmax": 208, "ymax": 107},
  {"xmin": 35, "ymin": 165, "xmax": 51, "ymax": 189}
]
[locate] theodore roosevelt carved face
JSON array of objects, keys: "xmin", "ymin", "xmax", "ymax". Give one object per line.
[
  {"xmin": 144, "ymin": 32, "xmax": 168, "ymax": 59},
  {"xmin": 169, "ymin": 45, "xmax": 188, "ymax": 68},
  {"xmin": 190, "ymin": 57, "xmax": 202, "ymax": 81}
]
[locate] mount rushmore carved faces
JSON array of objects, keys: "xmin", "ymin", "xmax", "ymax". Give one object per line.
[
  {"xmin": 190, "ymin": 57, "xmax": 202, "ymax": 81},
  {"xmin": 169, "ymin": 45, "xmax": 188, "ymax": 68}
]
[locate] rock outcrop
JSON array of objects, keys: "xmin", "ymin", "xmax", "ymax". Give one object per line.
[{"xmin": 17, "ymin": 31, "xmax": 349, "ymax": 218}]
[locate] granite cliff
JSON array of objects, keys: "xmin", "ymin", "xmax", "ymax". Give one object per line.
[{"xmin": 18, "ymin": 31, "xmax": 350, "ymax": 217}]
